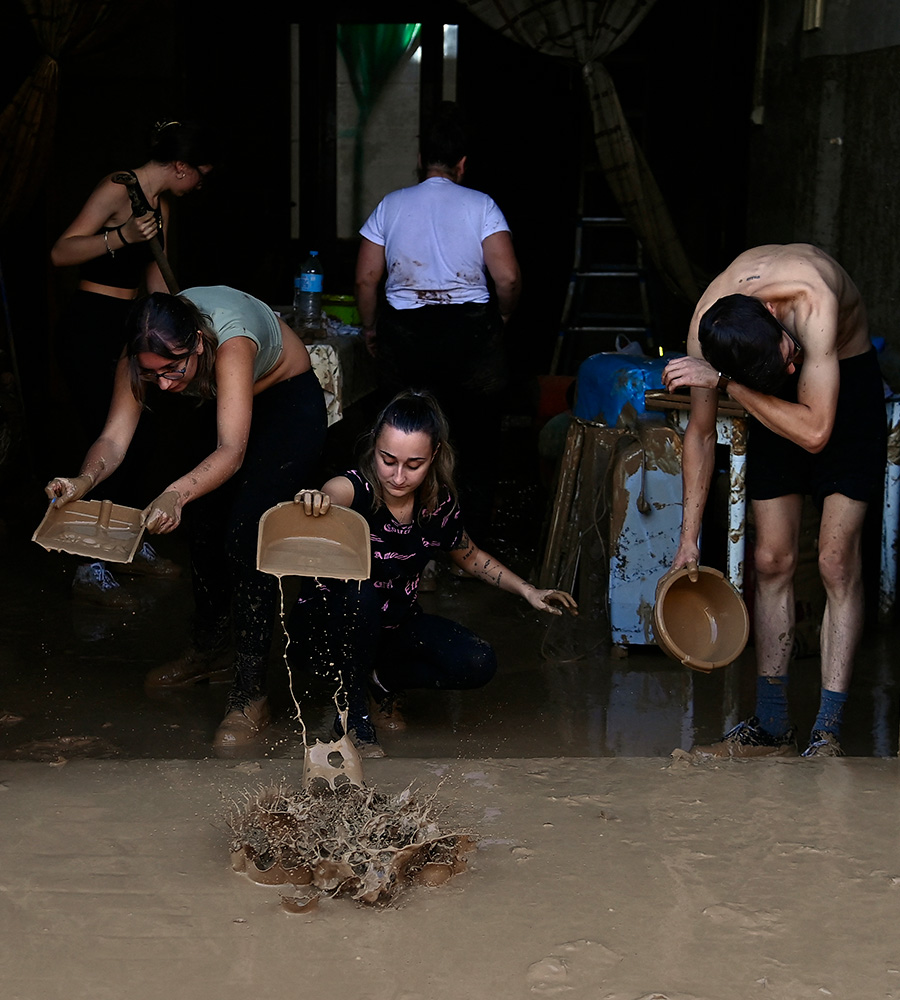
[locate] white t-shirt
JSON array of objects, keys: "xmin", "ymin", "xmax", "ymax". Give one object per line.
[{"xmin": 359, "ymin": 177, "xmax": 510, "ymax": 310}]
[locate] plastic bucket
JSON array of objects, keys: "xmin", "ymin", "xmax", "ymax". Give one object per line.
[
  {"xmin": 653, "ymin": 563, "xmax": 749, "ymax": 672},
  {"xmin": 321, "ymin": 295, "xmax": 360, "ymax": 326}
]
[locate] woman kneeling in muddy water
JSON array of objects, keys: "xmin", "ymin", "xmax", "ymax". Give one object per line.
[
  {"xmin": 46, "ymin": 287, "xmax": 327, "ymax": 749},
  {"xmin": 290, "ymin": 389, "xmax": 576, "ymax": 757}
]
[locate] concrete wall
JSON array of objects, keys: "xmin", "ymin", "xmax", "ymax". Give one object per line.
[{"xmin": 748, "ymin": 0, "xmax": 900, "ymax": 364}]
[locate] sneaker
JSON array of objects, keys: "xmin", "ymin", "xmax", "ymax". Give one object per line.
[
  {"xmin": 72, "ymin": 561, "xmax": 138, "ymax": 611},
  {"xmin": 369, "ymin": 690, "xmax": 406, "ymax": 732},
  {"xmin": 118, "ymin": 541, "xmax": 181, "ymax": 579},
  {"xmin": 801, "ymin": 730, "xmax": 844, "ymax": 757},
  {"xmin": 693, "ymin": 716, "xmax": 798, "ymax": 758}
]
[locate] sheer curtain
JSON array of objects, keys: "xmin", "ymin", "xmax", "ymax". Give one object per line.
[{"xmin": 461, "ymin": 0, "xmax": 698, "ymax": 301}]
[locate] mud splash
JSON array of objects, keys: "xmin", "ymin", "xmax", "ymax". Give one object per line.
[{"xmin": 226, "ymin": 779, "xmax": 475, "ymax": 908}]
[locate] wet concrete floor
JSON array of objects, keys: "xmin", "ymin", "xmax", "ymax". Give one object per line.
[
  {"xmin": 2, "ymin": 518, "xmax": 898, "ymax": 763},
  {"xmin": 2, "ymin": 418, "xmax": 899, "ymax": 763}
]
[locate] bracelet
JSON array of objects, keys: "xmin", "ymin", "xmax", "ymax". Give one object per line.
[
  {"xmin": 716, "ymin": 373, "xmax": 731, "ymax": 393},
  {"xmin": 103, "ymin": 231, "xmax": 115, "ymax": 257},
  {"xmin": 116, "ymin": 224, "xmax": 129, "ymax": 245}
]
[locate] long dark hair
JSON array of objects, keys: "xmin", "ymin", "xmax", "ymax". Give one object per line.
[
  {"xmin": 358, "ymin": 389, "xmax": 457, "ymax": 517},
  {"xmin": 125, "ymin": 293, "xmax": 219, "ymax": 402}
]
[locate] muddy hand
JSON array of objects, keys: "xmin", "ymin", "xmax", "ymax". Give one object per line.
[
  {"xmin": 293, "ymin": 489, "xmax": 331, "ymax": 516},
  {"xmin": 661, "ymin": 355, "xmax": 719, "ymax": 392},
  {"xmin": 45, "ymin": 473, "xmax": 94, "ymax": 507},
  {"xmin": 141, "ymin": 489, "xmax": 182, "ymax": 533},
  {"xmin": 671, "ymin": 539, "xmax": 700, "ymax": 574},
  {"xmin": 529, "ymin": 588, "xmax": 578, "ymax": 616}
]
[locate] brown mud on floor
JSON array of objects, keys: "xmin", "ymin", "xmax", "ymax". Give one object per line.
[
  {"xmin": 0, "ymin": 528, "xmax": 899, "ymax": 759},
  {"xmin": 1, "ymin": 756, "xmax": 899, "ymax": 1000}
]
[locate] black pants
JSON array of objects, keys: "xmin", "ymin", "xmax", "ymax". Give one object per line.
[
  {"xmin": 184, "ymin": 369, "xmax": 326, "ymax": 706},
  {"xmin": 375, "ymin": 301, "xmax": 507, "ymax": 542},
  {"xmin": 288, "ymin": 578, "xmax": 497, "ymax": 730}
]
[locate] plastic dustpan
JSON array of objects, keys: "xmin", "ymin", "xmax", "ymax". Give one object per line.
[
  {"xmin": 653, "ymin": 562, "xmax": 749, "ymax": 672},
  {"xmin": 257, "ymin": 502, "xmax": 370, "ymax": 580},
  {"xmin": 32, "ymin": 498, "xmax": 145, "ymax": 564}
]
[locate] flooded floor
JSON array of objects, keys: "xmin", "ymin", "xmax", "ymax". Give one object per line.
[
  {"xmin": 3, "ymin": 425, "xmax": 900, "ymax": 1000},
  {"xmin": 2, "ymin": 486, "xmax": 898, "ymax": 763}
]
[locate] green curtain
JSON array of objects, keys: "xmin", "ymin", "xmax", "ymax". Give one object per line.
[{"xmin": 337, "ymin": 23, "xmax": 421, "ymax": 231}]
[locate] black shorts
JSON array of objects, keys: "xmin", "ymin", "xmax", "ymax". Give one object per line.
[{"xmin": 746, "ymin": 347, "xmax": 887, "ymax": 507}]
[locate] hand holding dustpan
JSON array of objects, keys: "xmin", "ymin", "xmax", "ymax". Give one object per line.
[{"xmin": 256, "ymin": 490, "xmax": 370, "ymax": 580}]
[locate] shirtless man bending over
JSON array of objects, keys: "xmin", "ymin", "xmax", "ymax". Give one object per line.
[{"xmin": 662, "ymin": 244, "xmax": 886, "ymax": 757}]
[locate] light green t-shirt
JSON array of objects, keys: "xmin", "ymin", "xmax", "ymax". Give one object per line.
[{"xmin": 180, "ymin": 286, "xmax": 283, "ymax": 382}]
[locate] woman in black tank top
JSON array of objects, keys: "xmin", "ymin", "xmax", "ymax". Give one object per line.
[{"xmin": 49, "ymin": 120, "xmax": 217, "ymax": 608}]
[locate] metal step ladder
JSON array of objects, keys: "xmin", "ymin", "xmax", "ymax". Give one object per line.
[{"xmin": 551, "ymin": 214, "xmax": 653, "ymax": 375}]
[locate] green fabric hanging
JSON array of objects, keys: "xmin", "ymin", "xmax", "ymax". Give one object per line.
[{"xmin": 338, "ymin": 23, "xmax": 421, "ymax": 230}]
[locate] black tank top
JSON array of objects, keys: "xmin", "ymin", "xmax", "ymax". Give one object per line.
[{"xmin": 79, "ymin": 174, "xmax": 164, "ymax": 290}]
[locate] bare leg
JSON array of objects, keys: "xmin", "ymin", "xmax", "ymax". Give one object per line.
[
  {"xmin": 817, "ymin": 493, "xmax": 868, "ymax": 693},
  {"xmin": 752, "ymin": 495, "xmax": 804, "ymax": 679}
]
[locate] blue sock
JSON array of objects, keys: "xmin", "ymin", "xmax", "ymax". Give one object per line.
[
  {"xmin": 813, "ymin": 688, "xmax": 848, "ymax": 737},
  {"xmin": 755, "ymin": 676, "xmax": 790, "ymax": 737}
]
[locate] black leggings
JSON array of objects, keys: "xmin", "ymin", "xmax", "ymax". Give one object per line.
[
  {"xmin": 288, "ymin": 578, "xmax": 497, "ymax": 728},
  {"xmin": 184, "ymin": 369, "xmax": 326, "ymax": 705}
]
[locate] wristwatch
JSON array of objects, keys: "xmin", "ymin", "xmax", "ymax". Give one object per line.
[{"xmin": 716, "ymin": 373, "xmax": 731, "ymax": 393}]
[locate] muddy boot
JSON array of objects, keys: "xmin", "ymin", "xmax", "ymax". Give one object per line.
[
  {"xmin": 368, "ymin": 670, "xmax": 406, "ymax": 732},
  {"xmin": 144, "ymin": 644, "xmax": 233, "ymax": 689},
  {"xmin": 213, "ymin": 696, "xmax": 271, "ymax": 750},
  {"xmin": 333, "ymin": 711, "xmax": 384, "ymax": 759},
  {"xmin": 72, "ymin": 561, "xmax": 139, "ymax": 611},
  {"xmin": 118, "ymin": 541, "xmax": 181, "ymax": 579}
]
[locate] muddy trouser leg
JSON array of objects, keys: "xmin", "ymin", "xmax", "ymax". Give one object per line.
[
  {"xmin": 373, "ymin": 609, "xmax": 498, "ymax": 693},
  {"xmin": 185, "ymin": 481, "xmax": 235, "ymax": 653},
  {"xmin": 288, "ymin": 580, "xmax": 385, "ymax": 732},
  {"xmin": 289, "ymin": 582, "xmax": 497, "ymax": 731},
  {"xmin": 191, "ymin": 372, "xmax": 326, "ymax": 707}
]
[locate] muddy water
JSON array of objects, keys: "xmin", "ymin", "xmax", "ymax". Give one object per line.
[{"xmin": 1, "ymin": 520, "xmax": 898, "ymax": 761}]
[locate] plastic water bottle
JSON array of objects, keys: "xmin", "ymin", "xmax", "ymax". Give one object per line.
[{"xmin": 293, "ymin": 251, "xmax": 324, "ymax": 331}]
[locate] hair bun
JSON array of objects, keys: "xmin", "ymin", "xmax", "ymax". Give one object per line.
[{"xmin": 153, "ymin": 120, "xmax": 181, "ymax": 141}]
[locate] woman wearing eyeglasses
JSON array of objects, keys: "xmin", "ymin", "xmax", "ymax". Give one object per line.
[
  {"xmin": 45, "ymin": 287, "xmax": 327, "ymax": 750},
  {"xmin": 50, "ymin": 120, "xmax": 217, "ymax": 607}
]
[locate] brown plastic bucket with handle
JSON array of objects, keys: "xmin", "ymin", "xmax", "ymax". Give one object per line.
[
  {"xmin": 653, "ymin": 562, "xmax": 749, "ymax": 672},
  {"xmin": 257, "ymin": 501, "xmax": 371, "ymax": 580}
]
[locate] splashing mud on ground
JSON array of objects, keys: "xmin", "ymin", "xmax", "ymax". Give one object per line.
[{"xmin": 225, "ymin": 779, "xmax": 475, "ymax": 908}]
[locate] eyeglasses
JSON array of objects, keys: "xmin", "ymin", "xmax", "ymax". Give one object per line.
[{"xmin": 139, "ymin": 354, "xmax": 193, "ymax": 383}]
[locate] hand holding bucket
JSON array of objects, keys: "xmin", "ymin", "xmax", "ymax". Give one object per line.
[{"xmin": 653, "ymin": 561, "xmax": 749, "ymax": 672}]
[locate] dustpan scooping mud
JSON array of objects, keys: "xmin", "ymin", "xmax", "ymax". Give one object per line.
[
  {"xmin": 33, "ymin": 498, "xmax": 145, "ymax": 563},
  {"xmin": 257, "ymin": 501, "xmax": 370, "ymax": 580}
]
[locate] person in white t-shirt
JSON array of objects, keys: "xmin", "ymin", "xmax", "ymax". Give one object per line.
[{"xmin": 355, "ymin": 103, "xmax": 521, "ymax": 543}]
